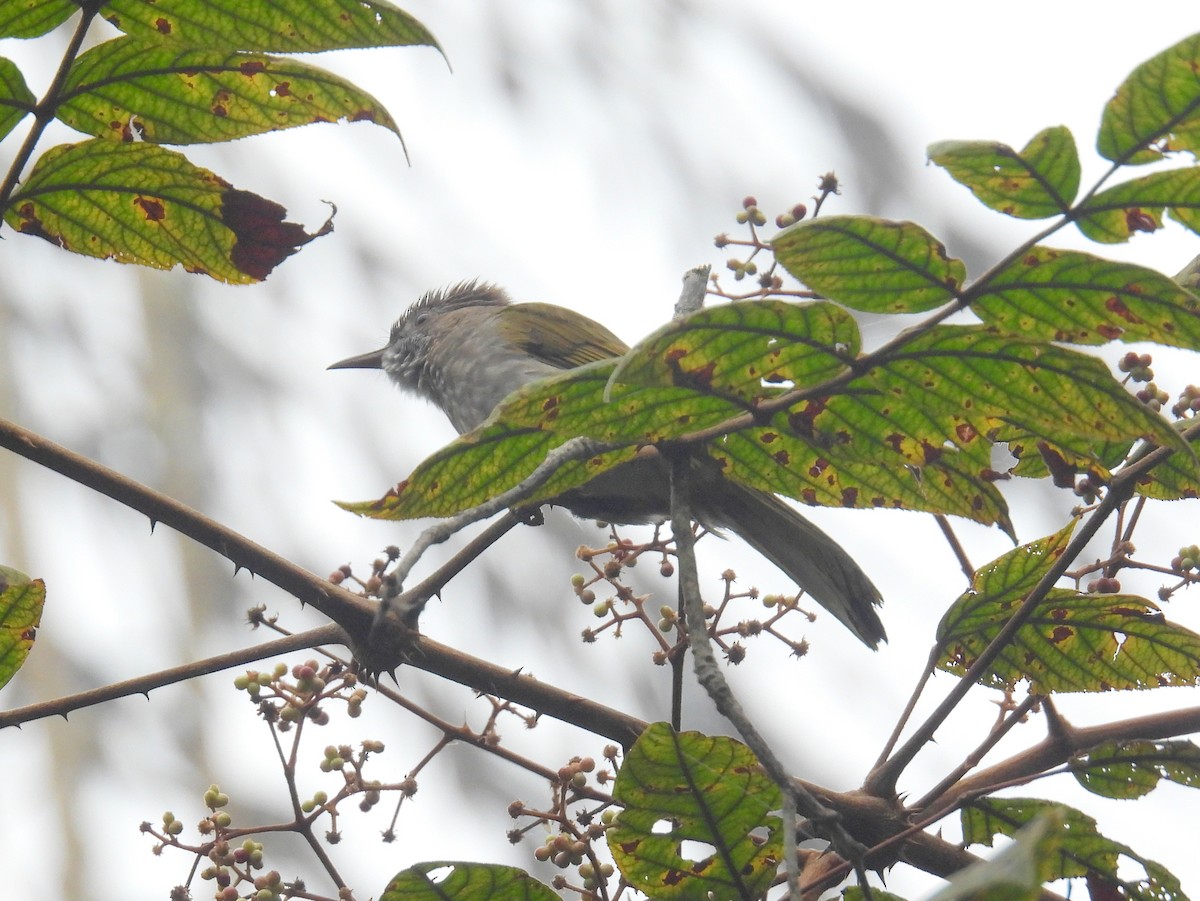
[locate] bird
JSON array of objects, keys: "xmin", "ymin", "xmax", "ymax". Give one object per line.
[{"xmin": 329, "ymin": 281, "xmax": 886, "ymax": 647}]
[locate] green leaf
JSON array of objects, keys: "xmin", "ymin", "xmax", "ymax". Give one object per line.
[
  {"xmin": 1002, "ymin": 432, "xmax": 1131, "ymax": 484},
  {"xmin": 1075, "ymin": 168, "xmax": 1200, "ymax": 243},
  {"xmin": 1132, "ymin": 423, "xmax": 1200, "ymax": 500},
  {"xmin": 962, "ymin": 798, "xmax": 1185, "ymax": 901},
  {"xmin": 379, "ymin": 862, "xmax": 557, "ymax": 901},
  {"xmin": 0, "ymin": 565, "xmax": 45, "ymax": 692},
  {"xmin": 926, "ymin": 808, "xmax": 1066, "ymax": 901},
  {"xmin": 0, "ymin": 0, "xmax": 76, "ymax": 38},
  {"xmin": 1098, "ymin": 32, "xmax": 1200, "ymax": 165},
  {"xmin": 338, "ymin": 362, "xmax": 743, "ymax": 519},
  {"xmin": 859, "ymin": 326, "xmax": 1185, "ymax": 468},
  {"xmin": 938, "ymin": 524, "xmax": 1200, "ymax": 693},
  {"xmin": 611, "ymin": 300, "xmax": 860, "ymax": 405},
  {"xmin": 58, "ymin": 36, "xmax": 400, "ymax": 145},
  {"xmin": 607, "ymin": 723, "xmax": 782, "ymax": 901},
  {"xmin": 975, "ymin": 247, "xmax": 1200, "ymax": 348},
  {"xmin": 709, "ymin": 424, "xmax": 1012, "ymax": 530},
  {"xmin": 0, "ymin": 57, "xmax": 36, "ymax": 142},
  {"xmin": 1071, "ymin": 739, "xmax": 1200, "ymax": 800},
  {"xmin": 100, "ymin": 0, "xmax": 443, "ymax": 54},
  {"xmin": 928, "ymin": 126, "xmax": 1080, "ymax": 219},
  {"xmin": 772, "ymin": 215, "xmax": 965, "ymax": 313},
  {"xmin": 3, "ymin": 139, "xmax": 331, "ymax": 283}
]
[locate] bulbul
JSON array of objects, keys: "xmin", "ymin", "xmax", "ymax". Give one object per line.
[{"xmin": 330, "ymin": 281, "xmax": 886, "ymax": 647}]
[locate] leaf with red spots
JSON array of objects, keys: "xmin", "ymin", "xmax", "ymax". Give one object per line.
[
  {"xmin": 772, "ymin": 215, "xmax": 965, "ymax": 313},
  {"xmin": 1075, "ymin": 169, "xmax": 1200, "ymax": 243},
  {"xmin": 58, "ymin": 36, "xmax": 402, "ymax": 145},
  {"xmin": 611, "ymin": 300, "xmax": 861, "ymax": 406},
  {"xmin": 378, "ymin": 862, "xmax": 556, "ymax": 901},
  {"xmin": 929, "ymin": 126, "xmax": 1081, "ymax": 219},
  {"xmin": 1002, "ymin": 432, "xmax": 1129, "ymax": 483},
  {"xmin": 709, "ymin": 421, "xmax": 1012, "ymax": 531},
  {"xmin": 937, "ymin": 523, "xmax": 1200, "ymax": 692},
  {"xmin": 1099, "ymin": 32, "xmax": 1200, "ymax": 166},
  {"xmin": 975, "ymin": 247, "xmax": 1200, "ymax": 349},
  {"xmin": 858, "ymin": 325, "xmax": 1187, "ymax": 467},
  {"xmin": 963, "ymin": 799, "xmax": 1184, "ymax": 901},
  {"xmin": 3, "ymin": 139, "xmax": 331, "ymax": 283},
  {"xmin": 101, "ymin": 0, "xmax": 442, "ymax": 54},
  {"xmin": 0, "ymin": 565, "xmax": 45, "ymax": 692},
  {"xmin": 0, "ymin": 57, "xmax": 36, "ymax": 142},
  {"xmin": 606, "ymin": 723, "xmax": 782, "ymax": 901},
  {"xmin": 0, "ymin": 0, "xmax": 75, "ymax": 38},
  {"xmin": 1070, "ymin": 739, "xmax": 1200, "ymax": 800},
  {"xmin": 337, "ymin": 362, "xmax": 669, "ymax": 519}
]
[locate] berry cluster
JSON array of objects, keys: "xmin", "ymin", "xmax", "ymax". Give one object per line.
[{"xmin": 507, "ymin": 746, "xmax": 622, "ymax": 896}]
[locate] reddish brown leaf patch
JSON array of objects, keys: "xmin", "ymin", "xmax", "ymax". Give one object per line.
[{"xmin": 222, "ymin": 190, "xmax": 334, "ymax": 281}]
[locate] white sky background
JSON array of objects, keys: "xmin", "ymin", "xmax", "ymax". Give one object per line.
[{"xmin": 2, "ymin": 3, "xmax": 1200, "ymax": 900}]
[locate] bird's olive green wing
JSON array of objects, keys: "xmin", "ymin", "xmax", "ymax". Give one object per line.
[{"xmin": 497, "ymin": 303, "xmax": 629, "ymax": 369}]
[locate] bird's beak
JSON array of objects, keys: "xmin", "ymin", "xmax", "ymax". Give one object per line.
[{"xmin": 327, "ymin": 347, "xmax": 386, "ymax": 370}]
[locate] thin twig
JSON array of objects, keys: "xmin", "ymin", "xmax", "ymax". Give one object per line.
[
  {"xmin": 0, "ymin": 417, "xmax": 375, "ymax": 638},
  {"xmin": 0, "ymin": 5, "xmax": 99, "ymax": 210},
  {"xmin": 0, "ymin": 625, "xmax": 346, "ymax": 729},
  {"xmin": 872, "ymin": 648, "xmax": 940, "ymax": 769},
  {"xmin": 910, "ymin": 694, "xmax": 1042, "ymax": 811},
  {"xmin": 373, "ymin": 436, "xmax": 614, "ymax": 633},
  {"xmin": 669, "ymin": 454, "xmax": 873, "ymax": 897},
  {"xmin": 866, "ymin": 425, "xmax": 1200, "ymax": 797},
  {"xmin": 934, "ymin": 514, "xmax": 975, "ymax": 580}
]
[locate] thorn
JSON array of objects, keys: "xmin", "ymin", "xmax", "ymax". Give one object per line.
[
  {"xmin": 233, "ymin": 564, "xmax": 243, "ymax": 577},
  {"xmin": 148, "ymin": 518, "xmax": 157, "ymax": 533}
]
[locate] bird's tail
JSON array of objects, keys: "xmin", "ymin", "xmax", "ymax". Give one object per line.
[{"xmin": 707, "ymin": 480, "xmax": 886, "ymax": 648}]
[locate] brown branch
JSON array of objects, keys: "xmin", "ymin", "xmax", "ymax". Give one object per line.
[
  {"xmin": 0, "ymin": 417, "xmax": 377, "ymax": 641},
  {"xmin": 0, "ymin": 625, "xmax": 347, "ymax": 729},
  {"xmin": 0, "ymin": 5, "xmax": 99, "ymax": 211},
  {"xmin": 866, "ymin": 427, "xmax": 1200, "ymax": 798},
  {"xmin": 919, "ymin": 703, "xmax": 1200, "ymax": 823}
]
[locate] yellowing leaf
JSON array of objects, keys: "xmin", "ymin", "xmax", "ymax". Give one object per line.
[
  {"xmin": 0, "ymin": 565, "xmax": 45, "ymax": 692},
  {"xmin": 929, "ymin": 126, "xmax": 1080, "ymax": 219},
  {"xmin": 4, "ymin": 140, "xmax": 332, "ymax": 282}
]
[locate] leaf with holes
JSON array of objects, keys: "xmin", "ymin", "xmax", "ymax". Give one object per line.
[
  {"xmin": 926, "ymin": 808, "xmax": 1066, "ymax": 901},
  {"xmin": 610, "ymin": 300, "xmax": 860, "ymax": 405},
  {"xmin": 772, "ymin": 215, "xmax": 965, "ymax": 313},
  {"xmin": 379, "ymin": 862, "xmax": 557, "ymax": 901},
  {"xmin": 962, "ymin": 798, "xmax": 1185, "ymax": 901},
  {"xmin": 607, "ymin": 723, "xmax": 782, "ymax": 901},
  {"xmin": 1071, "ymin": 739, "xmax": 1200, "ymax": 800},
  {"xmin": 929, "ymin": 126, "xmax": 1080, "ymax": 219}
]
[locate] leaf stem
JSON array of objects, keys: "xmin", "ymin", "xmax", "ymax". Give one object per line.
[{"xmin": 0, "ymin": 5, "xmax": 98, "ymax": 213}]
